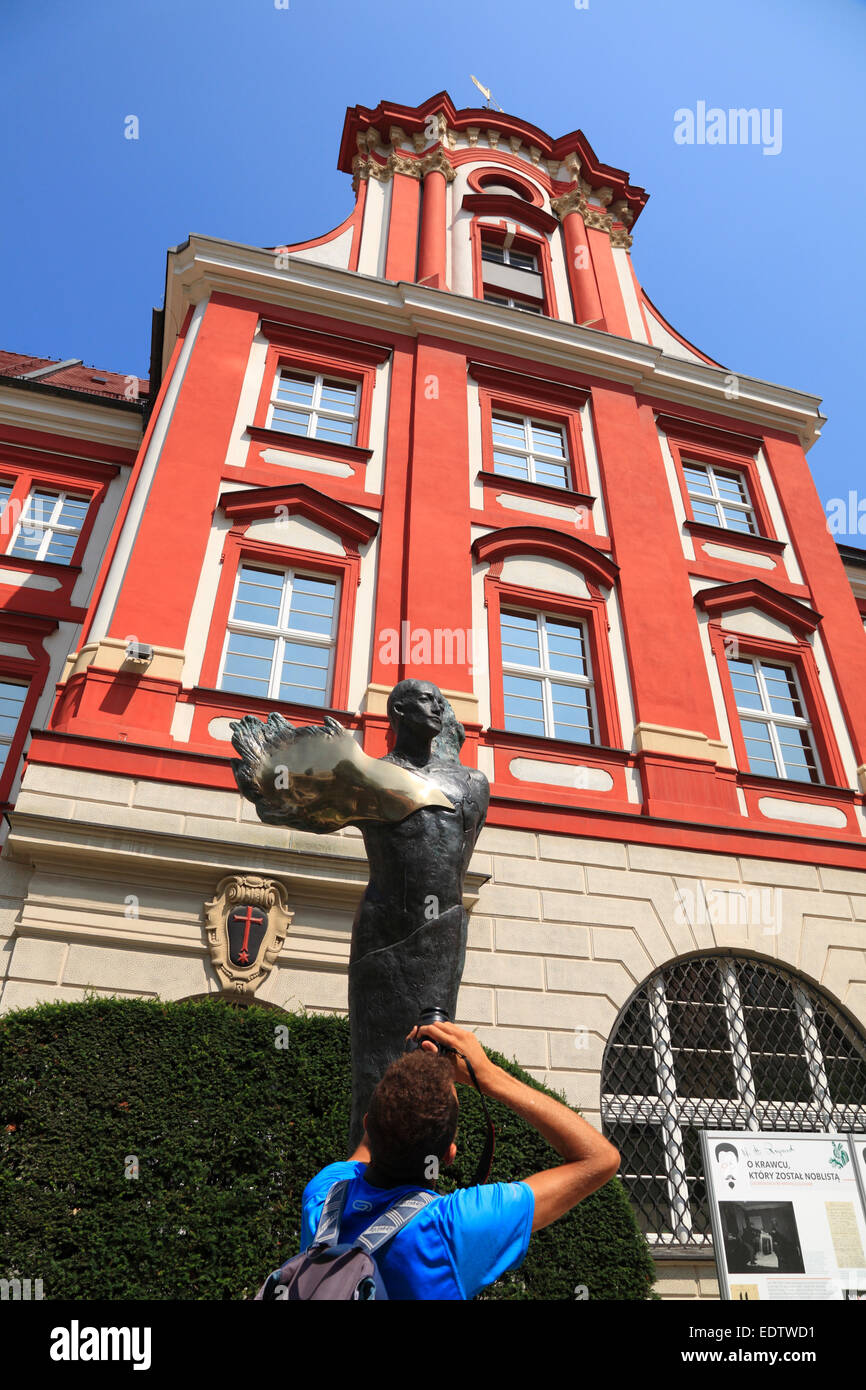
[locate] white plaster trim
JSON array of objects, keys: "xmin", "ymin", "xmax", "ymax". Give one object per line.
[
  {"xmin": 696, "ymin": 607, "xmax": 737, "ymax": 768},
  {"xmin": 467, "ymin": 380, "xmax": 485, "ymax": 512},
  {"xmin": 657, "ymin": 426, "xmax": 695, "ymax": 561},
  {"xmin": 0, "ymin": 569, "xmax": 59, "ymax": 591},
  {"xmin": 811, "ymin": 627, "xmax": 860, "ymax": 789},
  {"xmin": 611, "ymin": 246, "xmax": 648, "ymax": 343},
  {"xmin": 496, "ymin": 493, "xmax": 583, "ymax": 522},
  {"xmin": 89, "ymin": 299, "xmax": 206, "ymax": 643},
  {"xmin": 349, "ymin": 534, "xmax": 379, "ymax": 712},
  {"xmin": 291, "ymin": 225, "xmax": 354, "ymax": 270},
  {"xmin": 580, "ymin": 400, "xmax": 608, "ymax": 536},
  {"xmin": 757, "ymin": 797, "xmax": 848, "ymax": 829},
  {"xmin": 182, "ymin": 510, "xmax": 234, "ymax": 688},
  {"xmin": 470, "ymin": 558, "xmax": 491, "ymax": 727},
  {"xmin": 703, "ymin": 542, "xmax": 776, "ymax": 570},
  {"xmin": 258, "ymin": 448, "xmax": 354, "ymax": 478},
  {"xmin": 224, "ymin": 330, "xmax": 269, "ymax": 471},
  {"xmin": 510, "ymin": 758, "xmax": 614, "ymax": 791},
  {"xmin": 755, "ymin": 446, "xmax": 803, "ymax": 585},
  {"xmin": 170, "ymin": 702, "xmax": 195, "ymax": 743},
  {"xmin": 720, "ymin": 608, "xmax": 796, "ymax": 642},
  {"xmin": 71, "ymin": 468, "xmax": 128, "ymax": 609},
  {"xmin": 499, "ymin": 555, "xmax": 589, "ymax": 598},
  {"xmin": 365, "ymin": 356, "xmax": 391, "ymax": 496}
]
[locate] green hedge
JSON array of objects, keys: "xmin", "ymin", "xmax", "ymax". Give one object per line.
[{"xmin": 0, "ymin": 996, "xmax": 655, "ymax": 1300}]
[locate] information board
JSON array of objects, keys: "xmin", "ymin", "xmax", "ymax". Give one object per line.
[{"xmin": 701, "ymin": 1130, "xmax": 866, "ymax": 1300}]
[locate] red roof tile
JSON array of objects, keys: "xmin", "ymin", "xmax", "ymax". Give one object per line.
[{"xmin": 0, "ymin": 351, "xmax": 148, "ymax": 402}]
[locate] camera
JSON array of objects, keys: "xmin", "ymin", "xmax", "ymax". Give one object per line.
[{"xmin": 406, "ymin": 1006, "xmax": 454, "ymax": 1054}]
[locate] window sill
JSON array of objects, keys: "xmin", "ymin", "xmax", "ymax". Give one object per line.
[
  {"xmin": 486, "ymin": 727, "xmax": 630, "ymax": 762},
  {"xmin": 647, "ymin": 1243, "xmax": 715, "ymax": 1261},
  {"xmin": 477, "ymin": 470, "xmax": 595, "ymax": 513},
  {"xmin": 191, "ymin": 685, "xmax": 356, "ymax": 726},
  {"xmin": 0, "ymin": 553, "xmax": 82, "ymax": 579},
  {"xmin": 738, "ymin": 771, "xmax": 857, "ymax": 800},
  {"xmin": 684, "ymin": 519, "xmax": 786, "ymax": 556},
  {"xmin": 246, "ymin": 424, "xmax": 373, "ymax": 469}
]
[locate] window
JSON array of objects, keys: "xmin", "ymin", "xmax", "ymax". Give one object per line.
[
  {"xmin": 267, "ymin": 370, "xmax": 360, "ymax": 446},
  {"xmin": 0, "ymin": 679, "xmax": 28, "ymax": 778},
  {"xmin": 218, "ymin": 564, "xmax": 339, "ymax": 708},
  {"xmin": 491, "ymin": 413, "xmax": 571, "ymax": 489},
  {"xmin": 500, "ymin": 608, "xmax": 596, "ymax": 743},
  {"xmin": 726, "ymin": 655, "xmax": 821, "ymax": 783},
  {"xmin": 683, "ymin": 460, "xmax": 758, "ymax": 535},
  {"xmin": 602, "ymin": 953, "xmax": 866, "ymax": 1246},
  {"xmin": 481, "ymin": 240, "xmax": 538, "ymax": 272},
  {"xmin": 7, "ymin": 489, "xmax": 89, "ymax": 564},
  {"xmin": 483, "ymin": 291, "xmax": 543, "ymax": 314}
]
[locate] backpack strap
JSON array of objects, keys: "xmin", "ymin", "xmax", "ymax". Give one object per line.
[
  {"xmin": 311, "ymin": 1180, "xmax": 351, "ymax": 1250},
  {"xmin": 353, "ymin": 1190, "xmax": 437, "ymax": 1258}
]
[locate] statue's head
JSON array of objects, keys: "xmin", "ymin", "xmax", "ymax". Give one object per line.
[
  {"xmin": 387, "ymin": 679, "xmax": 445, "ymax": 740},
  {"xmin": 387, "ymin": 680, "xmax": 466, "ymax": 761}
]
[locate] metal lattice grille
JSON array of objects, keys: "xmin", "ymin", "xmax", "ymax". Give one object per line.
[{"xmin": 601, "ymin": 953, "xmax": 866, "ymax": 1247}]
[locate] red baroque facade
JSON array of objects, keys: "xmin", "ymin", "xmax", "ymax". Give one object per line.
[{"xmin": 2, "ymin": 93, "xmax": 866, "ymax": 1299}]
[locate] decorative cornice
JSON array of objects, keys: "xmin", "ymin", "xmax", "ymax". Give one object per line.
[
  {"xmin": 695, "ymin": 579, "xmax": 822, "ymax": 635},
  {"xmin": 219, "ymin": 481, "xmax": 379, "ymax": 550},
  {"xmin": 351, "ymin": 144, "xmax": 456, "ymax": 191},
  {"xmin": 551, "ymin": 188, "xmax": 633, "ymax": 249},
  {"xmin": 418, "ymin": 147, "xmax": 457, "ymax": 181},
  {"xmin": 163, "ymin": 236, "xmax": 827, "ymax": 451},
  {"xmin": 472, "ymin": 525, "xmax": 619, "ymax": 591},
  {"xmin": 338, "ymin": 91, "xmax": 650, "ymax": 229}
]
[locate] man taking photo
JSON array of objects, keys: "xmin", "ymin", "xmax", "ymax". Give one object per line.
[{"xmin": 299, "ymin": 1019, "xmax": 620, "ymax": 1300}]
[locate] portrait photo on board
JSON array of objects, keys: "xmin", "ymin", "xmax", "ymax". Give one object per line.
[{"xmin": 719, "ymin": 1201, "xmax": 805, "ymax": 1275}]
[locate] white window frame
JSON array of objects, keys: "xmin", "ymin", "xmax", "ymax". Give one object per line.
[
  {"xmin": 483, "ymin": 291, "xmax": 543, "ymax": 315},
  {"xmin": 480, "ymin": 240, "xmax": 539, "ymax": 273},
  {"xmin": 218, "ymin": 564, "xmax": 340, "ymax": 708},
  {"xmin": 8, "ymin": 488, "xmax": 89, "ymax": 564},
  {"xmin": 267, "ymin": 369, "xmax": 360, "ymax": 445},
  {"xmin": 501, "ymin": 608, "xmax": 597, "ymax": 743},
  {"xmin": 727, "ymin": 654, "xmax": 822, "ymax": 783},
  {"xmin": 683, "ymin": 459, "xmax": 758, "ymax": 534},
  {"xmin": 491, "ymin": 412, "xmax": 571, "ymax": 489}
]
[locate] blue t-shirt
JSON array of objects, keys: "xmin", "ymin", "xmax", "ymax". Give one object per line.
[{"xmin": 300, "ymin": 1161, "xmax": 534, "ymax": 1301}]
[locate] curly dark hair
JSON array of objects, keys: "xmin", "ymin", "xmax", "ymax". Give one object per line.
[{"xmin": 366, "ymin": 1051, "xmax": 458, "ymax": 1178}]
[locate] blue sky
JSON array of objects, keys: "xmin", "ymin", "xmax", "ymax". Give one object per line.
[{"xmin": 3, "ymin": 0, "xmax": 864, "ymax": 523}]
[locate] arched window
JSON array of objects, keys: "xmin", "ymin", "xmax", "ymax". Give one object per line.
[{"xmin": 601, "ymin": 951, "xmax": 866, "ymax": 1247}]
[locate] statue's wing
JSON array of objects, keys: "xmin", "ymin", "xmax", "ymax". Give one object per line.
[{"xmin": 230, "ymin": 712, "xmax": 451, "ymax": 833}]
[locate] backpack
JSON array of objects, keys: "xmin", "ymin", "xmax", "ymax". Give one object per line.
[{"xmin": 254, "ymin": 1179, "xmax": 436, "ymax": 1301}]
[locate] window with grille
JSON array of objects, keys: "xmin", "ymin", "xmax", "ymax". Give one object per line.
[
  {"xmin": 483, "ymin": 292, "xmax": 543, "ymax": 314},
  {"xmin": 481, "ymin": 241, "xmax": 538, "ymax": 272},
  {"xmin": 8, "ymin": 489, "xmax": 89, "ymax": 564},
  {"xmin": 601, "ymin": 952, "xmax": 866, "ymax": 1247},
  {"xmin": 491, "ymin": 413, "xmax": 571, "ymax": 489},
  {"xmin": 218, "ymin": 564, "xmax": 339, "ymax": 708},
  {"xmin": 726, "ymin": 655, "xmax": 821, "ymax": 784},
  {"xmin": 0, "ymin": 679, "xmax": 28, "ymax": 779},
  {"xmin": 500, "ymin": 608, "xmax": 596, "ymax": 743},
  {"xmin": 683, "ymin": 460, "xmax": 758, "ymax": 535},
  {"xmin": 267, "ymin": 370, "xmax": 360, "ymax": 446}
]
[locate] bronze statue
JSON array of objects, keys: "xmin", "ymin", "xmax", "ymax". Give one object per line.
[{"xmin": 230, "ymin": 680, "xmax": 489, "ymax": 1142}]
